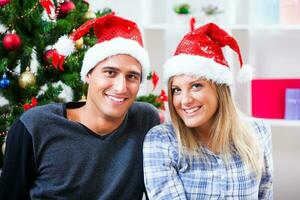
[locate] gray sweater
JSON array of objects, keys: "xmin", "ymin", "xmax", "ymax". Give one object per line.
[{"xmin": 0, "ymin": 101, "xmax": 160, "ymax": 200}]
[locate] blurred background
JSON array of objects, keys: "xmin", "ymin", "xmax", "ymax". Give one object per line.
[{"xmin": 1, "ymin": 0, "xmax": 300, "ymax": 199}]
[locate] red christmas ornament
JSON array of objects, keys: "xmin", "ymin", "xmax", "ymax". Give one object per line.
[
  {"xmin": 151, "ymin": 71, "xmax": 159, "ymax": 91},
  {"xmin": 0, "ymin": 0, "xmax": 10, "ymax": 7},
  {"xmin": 23, "ymin": 97, "xmax": 38, "ymax": 111},
  {"xmin": 44, "ymin": 49, "xmax": 64, "ymax": 70},
  {"xmin": 158, "ymin": 89, "xmax": 168, "ymax": 102},
  {"xmin": 58, "ymin": 0, "xmax": 75, "ymax": 18},
  {"xmin": 44, "ymin": 49, "xmax": 58, "ymax": 64},
  {"xmin": 155, "ymin": 90, "xmax": 168, "ymax": 110},
  {"xmin": 3, "ymin": 33, "xmax": 22, "ymax": 51},
  {"xmin": 40, "ymin": 0, "xmax": 56, "ymax": 19}
]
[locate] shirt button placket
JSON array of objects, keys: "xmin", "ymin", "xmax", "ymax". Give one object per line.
[{"xmin": 217, "ymin": 158, "xmax": 226, "ymax": 199}]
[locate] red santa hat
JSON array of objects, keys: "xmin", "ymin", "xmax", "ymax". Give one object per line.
[
  {"xmin": 163, "ymin": 23, "xmax": 252, "ymax": 85},
  {"xmin": 53, "ymin": 13, "xmax": 150, "ymax": 82}
]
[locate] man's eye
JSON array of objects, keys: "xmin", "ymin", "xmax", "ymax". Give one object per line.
[
  {"xmin": 104, "ymin": 71, "xmax": 116, "ymax": 77},
  {"xmin": 127, "ymin": 74, "xmax": 140, "ymax": 81},
  {"xmin": 128, "ymin": 74, "xmax": 137, "ymax": 79}
]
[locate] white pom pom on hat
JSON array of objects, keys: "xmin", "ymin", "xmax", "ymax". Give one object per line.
[{"xmin": 236, "ymin": 64, "xmax": 253, "ymax": 83}]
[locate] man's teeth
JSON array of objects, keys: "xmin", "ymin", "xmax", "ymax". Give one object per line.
[
  {"xmin": 184, "ymin": 107, "xmax": 200, "ymax": 113},
  {"xmin": 108, "ymin": 95, "xmax": 125, "ymax": 102}
]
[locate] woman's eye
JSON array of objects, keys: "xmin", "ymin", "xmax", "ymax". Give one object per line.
[
  {"xmin": 192, "ymin": 83, "xmax": 203, "ymax": 89},
  {"xmin": 172, "ymin": 88, "xmax": 181, "ymax": 95}
]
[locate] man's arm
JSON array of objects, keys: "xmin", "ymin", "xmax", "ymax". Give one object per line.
[{"xmin": 0, "ymin": 119, "xmax": 35, "ymax": 200}]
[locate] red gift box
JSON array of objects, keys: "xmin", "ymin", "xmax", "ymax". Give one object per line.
[{"xmin": 251, "ymin": 79, "xmax": 300, "ymax": 119}]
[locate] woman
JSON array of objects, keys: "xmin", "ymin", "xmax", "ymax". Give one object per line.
[{"xmin": 143, "ymin": 23, "xmax": 273, "ymax": 199}]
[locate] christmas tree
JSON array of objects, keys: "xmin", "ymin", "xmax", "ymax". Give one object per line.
[
  {"xmin": 0, "ymin": 0, "xmax": 112, "ymax": 167},
  {"xmin": 137, "ymin": 72, "xmax": 167, "ymax": 111}
]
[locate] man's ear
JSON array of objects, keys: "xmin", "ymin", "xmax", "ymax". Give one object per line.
[{"xmin": 85, "ymin": 74, "xmax": 91, "ymax": 84}]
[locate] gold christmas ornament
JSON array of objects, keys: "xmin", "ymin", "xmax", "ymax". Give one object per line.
[
  {"xmin": 18, "ymin": 67, "xmax": 36, "ymax": 89},
  {"xmin": 83, "ymin": 7, "xmax": 96, "ymax": 20},
  {"xmin": 75, "ymin": 37, "xmax": 84, "ymax": 49}
]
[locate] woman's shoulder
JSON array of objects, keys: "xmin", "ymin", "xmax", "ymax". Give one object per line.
[
  {"xmin": 144, "ymin": 123, "xmax": 180, "ymax": 162},
  {"xmin": 248, "ymin": 117, "xmax": 271, "ymax": 132},
  {"xmin": 145, "ymin": 123, "xmax": 178, "ymax": 144},
  {"xmin": 246, "ymin": 117, "xmax": 272, "ymax": 142}
]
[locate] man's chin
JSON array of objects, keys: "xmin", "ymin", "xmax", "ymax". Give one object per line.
[{"xmin": 103, "ymin": 109, "xmax": 127, "ymax": 120}]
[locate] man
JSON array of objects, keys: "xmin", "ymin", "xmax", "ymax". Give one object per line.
[{"xmin": 0, "ymin": 14, "xmax": 160, "ymax": 200}]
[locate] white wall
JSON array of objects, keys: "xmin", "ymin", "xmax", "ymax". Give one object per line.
[{"xmin": 271, "ymin": 124, "xmax": 300, "ymax": 199}]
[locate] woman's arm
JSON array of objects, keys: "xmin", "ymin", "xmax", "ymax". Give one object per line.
[
  {"xmin": 143, "ymin": 125, "xmax": 187, "ymax": 200},
  {"xmin": 257, "ymin": 120, "xmax": 273, "ymax": 199}
]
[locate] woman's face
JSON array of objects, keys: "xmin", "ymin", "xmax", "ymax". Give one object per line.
[{"xmin": 171, "ymin": 75, "xmax": 218, "ymax": 133}]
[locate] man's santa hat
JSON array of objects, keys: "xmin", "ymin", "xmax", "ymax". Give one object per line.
[
  {"xmin": 163, "ymin": 23, "xmax": 252, "ymax": 85},
  {"xmin": 53, "ymin": 13, "xmax": 150, "ymax": 82}
]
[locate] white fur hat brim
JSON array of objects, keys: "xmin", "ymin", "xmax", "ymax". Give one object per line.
[
  {"xmin": 81, "ymin": 37, "xmax": 150, "ymax": 83},
  {"xmin": 163, "ymin": 54, "xmax": 233, "ymax": 85}
]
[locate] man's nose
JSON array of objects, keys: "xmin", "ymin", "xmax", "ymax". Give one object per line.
[{"xmin": 113, "ymin": 75, "xmax": 127, "ymax": 93}]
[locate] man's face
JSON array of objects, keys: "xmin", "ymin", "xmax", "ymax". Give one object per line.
[{"xmin": 85, "ymin": 54, "xmax": 142, "ymax": 121}]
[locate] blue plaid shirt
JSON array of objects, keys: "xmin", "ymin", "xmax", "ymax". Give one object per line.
[{"xmin": 143, "ymin": 118, "xmax": 273, "ymax": 199}]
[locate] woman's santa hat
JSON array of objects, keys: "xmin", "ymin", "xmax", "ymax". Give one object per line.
[
  {"xmin": 163, "ymin": 23, "xmax": 252, "ymax": 85},
  {"xmin": 53, "ymin": 13, "xmax": 150, "ymax": 82}
]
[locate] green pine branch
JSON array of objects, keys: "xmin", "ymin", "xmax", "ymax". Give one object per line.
[
  {"xmin": 136, "ymin": 93, "xmax": 163, "ymax": 109},
  {"xmin": 0, "ymin": 0, "xmax": 112, "ymax": 137}
]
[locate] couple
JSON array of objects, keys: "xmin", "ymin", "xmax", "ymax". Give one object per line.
[{"xmin": 0, "ymin": 14, "xmax": 273, "ymax": 200}]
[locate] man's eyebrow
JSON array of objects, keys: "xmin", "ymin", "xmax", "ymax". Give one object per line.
[
  {"xmin": 128, "ymin": 71, "xmax": 141, "ymax": 77},
  {"xmin": 102, "ymin": 66, "xmax": 119, "ymax": 71},
  {"xmin": 101, "ymin": 66, "xmax": 141, "ymax": 77}
]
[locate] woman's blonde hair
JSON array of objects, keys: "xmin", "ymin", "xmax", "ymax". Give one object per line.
[{"xmin": 168, "ymin": 77, "xmax": 263, "ymax": 178}]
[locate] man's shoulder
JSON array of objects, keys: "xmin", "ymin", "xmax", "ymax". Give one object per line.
[
  {"xmin": 20, "ymin": 103, "xmax": 64, "ymax": 124},
  {"xmin": 128, "ymin": 102, "xmax": 160, "ymax": 126},
  {"xmin": 130, "ymin": 101, "xmax": 158, "ymax": 115}
]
